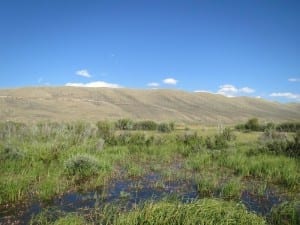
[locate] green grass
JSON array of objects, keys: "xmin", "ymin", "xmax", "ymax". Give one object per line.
[
  {"xmin": 269, "ymin": 200, "xmax": 300, "ymax": 225},
  {"xmin": 219, "ymin": 152, "xmax": 299, "ymax": 190},
  {"xmin": 30, "ymin": 199, "xmax": 266, "ymax": 225},
  {"xmin": 112, "ymin": 199, "xmax": 266, "ymax": 225},
  {"xmin": 219, "ymin": 177, "xmax": 243, "ymax": 200}
]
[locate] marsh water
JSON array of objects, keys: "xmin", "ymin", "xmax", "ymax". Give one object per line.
[{"xmin": 0, "ymin": 172, "xmax": 284, "ymax": 225}]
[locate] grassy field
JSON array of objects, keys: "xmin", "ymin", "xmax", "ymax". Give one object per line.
[{"xmin": 0, "ymin": 120, "xmax": 299, "ymax": 225}]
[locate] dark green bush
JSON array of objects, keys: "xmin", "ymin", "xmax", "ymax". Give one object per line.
[
  {"xmin": 276, "ymin": 122, "xmax": 300, "ymax": 132},
  {"xmin": 157, "ymin": 122, "xmax": 173, "ymax": 133},
  {"xmin": 236, "ymin": 119, "xmax": 300, "ymax": 133},
  {"xmin": 0, "ymin": 146, "xmax": 25, "ymax": 161},
  {"xmin": 245, "ymin": 118, "xmax": 260, "ymax": 131},
  {"xmin": 132, "ymin": 120, "xmax": 158, "ymax": 130},
  {"xmin": 116, "ymin": 132, "xmax": 154, "ymax": 147},
  {"xmin": 235, "ymin": 123, "xmax": 246, "ymax": 131},
  {"xmin": 259, "ymin": 130, "xmax": 300, "ymax": 158},
  {"xmin": 115, "ymin": 119, "xmax": 133, "ymax": 130}
]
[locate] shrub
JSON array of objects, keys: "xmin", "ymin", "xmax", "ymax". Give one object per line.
[
  {"xmin": 221, "ymin": 128, "xmax": 236, "ymax": 141},
  {"xmin": 0, "ymin": 146, "xmax": 25, "ymax": 161},
  {"xmin": 235, "ymin": 118, "xmax": 267, "ymax": 132},
  {"xmin": 285, "ymin": 131, "xmax": 300, "ymax": 157},
  {"xmin": 205, "ymin": 136, "xmax": 215, "ymax": 149},
  {"xmin": 276, "ymin": 122, "xmax": 300, "ymax": 132},
  {"xmin": 245, "ymin": 118, "xmax": 260, "ymax": 131},
  {"xmin": 96, "ymin": 121, "xmax": 115, "ymax": 140},
  {"xmin": 64, "ymin": 154, "xmax": 101, "ymax": 178},
  {"xmin": 259, "ymin": 130, "xmax": 299, "ymax": 158},
  {"xmin": 116, "ymin": 132, "xmax": 132, "ymax": 145},
  {"xmin": 177, "ymin": 131, "xmax": 204, "ymax": 147},
  {"xmin": 115, "ymin": 119, "xmax": 133, "ymax": 130},
  {"xmin": 269, "ymin": 200, "xmax": 300, "ymax": 225},
  {"xmin": 133, "ymin": 120, "xmax": 158, "ymax": 130},
  {"xmin": 235, "ymin": 123, "xmax": 246, "ymax": 131},
  {"xmin": 95, "ymin": 138, "xmax": 105, "ymax": 152},
  {"xmin": 214, "ymin": 134, "xmax": 228, "ymax": 149},
  {"xmin": 116, "ymin": 132, "xmax": 154, "ymax": 147},
  {"xmin": 157, "ymin": 122, "xmax": 172, "ymax": 133},
  {"xmin": 0, "ymin": 121, "xmax": 27, "ymax": 140}
]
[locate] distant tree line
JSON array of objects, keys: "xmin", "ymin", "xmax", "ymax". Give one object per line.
[
  {"xmin": 98, "ymin": 119, "xmax": 175, "ymax": 133},
  {"xmin": 235, "ymin": 118, "xmax": 300, "ymax": 132}
]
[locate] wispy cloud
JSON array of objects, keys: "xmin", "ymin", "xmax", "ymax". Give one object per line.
[
  {"xmin": 194, "ymin": 90, "xmax": 213, "ymax": 93},
  {"xmin": 239, "ymin": 87, "xmax": 255, "ymax": 93},
  {"xmin": 216, "ymin": 84, "xmax": 255, "ymax": 97},
  {"xmin": 270, "ymin": 92, "xmax": 300, "ymax": 101},
  {"xmin": 147, "ymin": 82, "xmax": 160, "ymax": 87},
  {"xmin": 288, "ymin": 78, "xmax": 300, "ymax": 82},
  {"xmin": 38, "ymin": 77, "xmax": 43, "ymax": 83},
  {"xmin": 76, "ymin": 69, "xmax": 91, "ymax": 78},
  {"xmin": 65, "ymin": 81, "xmax": 121, "ymax": 88},
  {"xmin": 194, "ymin": 85, "xmax": 255, "ymax": 97},
  {"xmin": 163, "ymin": 78, "xmax": 178, "ymax": 85}
]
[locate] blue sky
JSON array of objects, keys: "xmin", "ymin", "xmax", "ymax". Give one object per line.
[{"xmin": 0, "ymin": 0, "xmax": 299, "ymax": 102}]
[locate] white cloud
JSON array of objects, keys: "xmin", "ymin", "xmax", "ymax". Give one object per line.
[
  {"xmin": 270, "ymin": 92, "xmax": 300, "ymax": 100},
  {"xmin": 147, "ymin": 82, "xmax": 160, "ymax": 87},
  {"xmin": 194, "ymin": 90, "xmax": 213, "ymax": 94},
  {"xmin": 217, "ymin": 84, "xmax": 238, "ymax": 97},
  {"xmin": 163, "ymin": 78, "xmax": 178, "ymax": 85},
  {"xmin": 288, "ymin": 78, "xmax": 300, "ymax": 82},
  {"xmin": 239, "ymin": 87, "xmax": 255, "ymax": 93},
  {"xmin": 216, "ymin": 84, "xmax": 255, "ymax": 97},
  {"xmin": 65, "ymin": 81, "xmax": 121, "ymax": 88},
  {"xmin": 76, "ymin": 69, "xmax": 91, "ymax": 78}
]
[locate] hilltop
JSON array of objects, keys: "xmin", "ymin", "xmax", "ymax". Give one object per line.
[{"xmin": 0, "ymin": 87, "xmax": 299, "ymax": 124}]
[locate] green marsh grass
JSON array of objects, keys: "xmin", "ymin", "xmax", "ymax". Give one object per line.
[
  {"xmin": 31, "ymin": 199, "xmax": 266, "ymax": 225},
  {"xmin": 219, "ymin": 177, "xmax": 243, "ymax": 200},
  {"xmin": 196, "ymin": 175, "xmax": 219, "ymax": 197},
  {"xmin": 269, "ymin": 200, "xmax": 300, "ymax": 225},
  {"xmin": 219, "ymin": 152, "xmax": 299, "ymax": 190},
  {"xmin": 0, "ymin": 120, "xmax": 299, "ymax": 224},
  {"xmin": 114, "ymin": 199, "xmax": 266, "ymax": 225}
]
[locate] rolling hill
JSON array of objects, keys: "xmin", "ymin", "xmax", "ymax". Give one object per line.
[{"xmin": 0, "ymin": 87, "xmax": 299, "ymax": 124}]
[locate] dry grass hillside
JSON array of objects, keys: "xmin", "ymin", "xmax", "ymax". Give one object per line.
[{"xmin": 0, "ymin": 87, "xmax": 299, "ymax": 124}]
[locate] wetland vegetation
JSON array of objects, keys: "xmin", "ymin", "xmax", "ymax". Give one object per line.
[{"xmin": 0, "ymin": 119, "xmax": 299, "ymax": 224}]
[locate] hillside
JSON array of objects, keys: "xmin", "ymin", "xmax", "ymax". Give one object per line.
[{"xmin": 0, "ymin": 87, "xmax": 299, "ymax": 124}]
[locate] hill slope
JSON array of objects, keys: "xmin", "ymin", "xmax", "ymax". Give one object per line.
[{"xmin": 0, "ymin": 87, "xmax": 299, "ymax": 124}]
